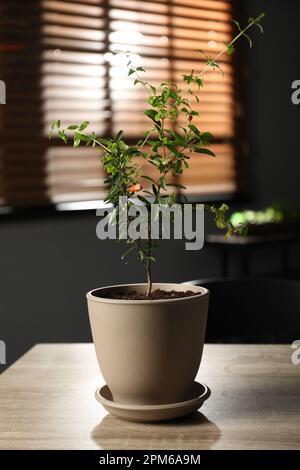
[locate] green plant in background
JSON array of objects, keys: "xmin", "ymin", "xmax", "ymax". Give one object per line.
[
  {"xmin": 230, "ymin": 206, "xmax": 284, "ymax": 227},
  {"xmin": 50, "ymin": 13, "xmax": 265, "ymax": 297}
]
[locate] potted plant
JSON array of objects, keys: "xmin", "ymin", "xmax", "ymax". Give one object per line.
[{"xmin": 50, "ymin": 14, "xmax": 264, "ymax": 420}]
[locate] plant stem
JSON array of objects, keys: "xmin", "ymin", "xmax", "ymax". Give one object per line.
[
  {"xmin": 146, "ymin": 219, "xmax": 153, "ymax": 298},
  {"xmin": 139, "ymin": 130, "xmax": 151, "ymax": 149},
  {"xmin": 161, "ymin": 117, "xmax": 167, "ymax": 160},
  {"xmin": 133, "ymin": 238, "xmax": 153, "ymax": 297},
  {"xmin": 146, "ymin": 258, "xmax": 152, "ymax": 298},
  {"xmin": 81, "ymin": 134, "xmax": 110, "ymax": 153},
  {"xmin": 199, "ymin": 13, "xmax": 265, "ymax": 78}
]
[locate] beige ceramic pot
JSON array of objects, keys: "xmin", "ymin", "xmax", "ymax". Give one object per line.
[{"xmin": 87, "ymin": 283, "xmax": 209, "ymax": 406}]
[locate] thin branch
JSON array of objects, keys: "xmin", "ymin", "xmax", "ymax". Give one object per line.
[
  {"xmin": 139, "ymin": 130, "xmax": 152, "ymax": 149},
  {"xmin": 199, "ymin": 13, "xmax": 265, "ymax": 78}
]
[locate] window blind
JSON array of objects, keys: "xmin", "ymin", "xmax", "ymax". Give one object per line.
[{"xmin": 0, "ymin": 0, "xmax": 238, "ymax": 207}]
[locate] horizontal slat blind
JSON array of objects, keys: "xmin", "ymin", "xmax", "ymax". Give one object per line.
[
  {"xmin": 0, "ymin": 0, "xmax": 48, "ymax": 205},
  {"xmin": 42, "ymin": 0, "xmax": 108, "ymax": 202},
  {"xmin": 0, "ymin": 0, "xmax": 237, "ymax": 206}
]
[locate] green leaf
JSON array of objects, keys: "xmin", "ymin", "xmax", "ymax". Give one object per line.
[
  {"xmin": 128, "ymin": 147, "xmax": 142, "ymax": 156},
  {"xmin": 67, "ymin": 124, "xmax": 78, "ymax": 130},
  {"xmin": 232, "ymin": 19, "xmax": 242, "ymax": 33},
  {"xmin": 144, "ymin": 256, "xmax": 156, "ymax": 263},
  {"xmin": 165, "ymin": 144, "xmax": 183, "ymax": 157},
  {"xmin": 188, "ymin": 124, "xmax": 201, "ymax": 138},
  {"xmin": 207, "ymin": 59, "xmax": 224, "ymax": 76},
  {"xmin": 174, "ymin": 160, "xmax": 182, "ymax": 174},
  {"xmin": 58, "ymin": 130, "xmax": 67, "ymax": 143},
  {"xmin": 248, "ymin": 15, "xmax": 265, "ymax": 34},
  {"xmin": 79, "ymin": 121, "xmax": 89, "ymax": 131},
  {"xmin": 143, "ymin": 190, "xmax": 154, "ymax": 196},
  {"xmin": 182, "ymin": 74, "xmax": 194, "ymax": 84},
  {"xmin": 166, "ymin": 183, "xmax": 187, "ymax": 190},
  {"xmin": 116, "ymin": 130, "xmax": 123, "ymax": 141},
  {"xmin": 159, "ymin": 176, "xmax": 167, "ymax": 190},
  {"xmin": 197, "ymin": 49, "xmax": 210, "ymax": 60},
  {"xmin": 128, "ymin": 68, "xmax": 135, "ymax": 76},
  {"xmin": 200, "ymin": 132, "xmax": 214, "ymax": 141},
  {"xmin": 255, "ymin": 22, "xmax": 264, "ymax": 34},
  {"xmin": 51, "ymin": 119, "xmax": 61, "ymax": 130},
  {"xmin": 121, "ymin": 245, "xmax": 136, "ymax": 260},
  {"xmin": 73, "ymin": 135, "xmax": 80, "ymax": 147},
  {"xmin": 144, "ymin": 109, "xmax": 160, "ymax": 124},
  {"xmin": 142, "ymin": 175, "xmax": 157, "ymax": 184},
  {"xmin": 152, "ymin": 184, "xmax": 158, "ymax": 196},
  {"xmin": 194, "ymin": 147, "xmax": 215, "ymax": 157},
  {"xmin": 226, "ymin": 43, "xmax": 235, "ymax": 55},
  {"xmin": 137, "ymin": 195, "xmax": 151, "ymax": 206},
  {"xmin": 74, "ymin": 132, "xmax": 90, "ymax": 142},
  {"xmin": 149, "ymin": 141, "xmax": 160, "ymax": 152},
  {"xmin": 220, "ymin": 203, "xmax": 229, "ymax": 212},
  {"xmin": 195, "ymin": 77, "xmax": 203, "ymax": 88},
  {"xmin": 243, "ymin": 32, "xmax": 253, "ymax": 48}
]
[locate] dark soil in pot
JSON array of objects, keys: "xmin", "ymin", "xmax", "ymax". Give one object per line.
[{"xmin": 97, "ymin": 289, "xmax": 199, "ymax": 300}]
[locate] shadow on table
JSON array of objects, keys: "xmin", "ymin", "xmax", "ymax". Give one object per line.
[{"xmin": 91, "ymin": 411, "xmax": 221, "ymax": 450}]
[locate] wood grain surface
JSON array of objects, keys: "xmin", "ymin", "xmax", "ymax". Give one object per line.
[{"xmin": 0, "ymin": 344, "xmax": 299, "ymax": 450}]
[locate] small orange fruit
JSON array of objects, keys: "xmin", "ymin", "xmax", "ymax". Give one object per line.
[{"xmin": 127, "ymin": 184, "xmax": 142, "ymax": 193}]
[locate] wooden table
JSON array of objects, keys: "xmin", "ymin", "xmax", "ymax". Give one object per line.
[{"xmin": 0, "ymin": 344, "xmax": 299, "ymax": 450}]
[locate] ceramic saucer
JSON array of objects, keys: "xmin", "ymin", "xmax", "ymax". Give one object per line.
[{"xmin": 95, "ymin": 381, "xmax": 211, "ymax": 422}]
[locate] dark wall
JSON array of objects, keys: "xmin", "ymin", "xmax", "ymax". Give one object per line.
[
  {"xmin": 244, "ymin": 0, "xmax": 300, "ymax": 205},
  {"xmin": 1, "ymin": 0, "xmax": 300, "ymax": 369}
]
